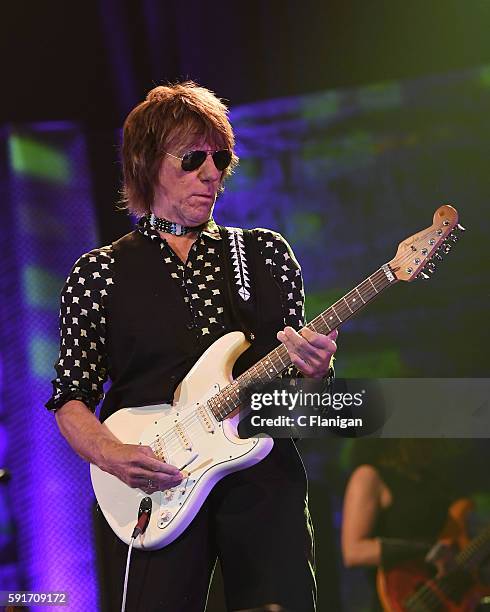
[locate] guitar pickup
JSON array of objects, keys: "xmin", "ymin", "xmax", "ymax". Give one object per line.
[
  {"xmin": 197, "ymin": 406, "xmax": 215, "ymax": 433},
  {"xmin": 174, "ymin": 423, "xmax": 191, "ymax": 450}
]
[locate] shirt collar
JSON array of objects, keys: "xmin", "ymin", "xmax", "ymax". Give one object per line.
[
  {"xmin": 201, "ymin": 217, "xmax": 221, "ymax": 240},
  {"xmin": 137, "ymin": 215, "xmax": 221, "ymax": 242}
]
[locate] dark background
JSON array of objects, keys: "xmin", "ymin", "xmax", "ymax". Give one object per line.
[{"xmin": 3, "ymin": 0, "xmax": 490, "ymax": 124}]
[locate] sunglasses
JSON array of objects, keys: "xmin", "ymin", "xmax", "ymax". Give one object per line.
[{"xmin": 165, "ymin": 149, "xmax": 232, "ymax": 172}]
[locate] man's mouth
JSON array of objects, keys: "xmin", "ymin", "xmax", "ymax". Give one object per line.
[{"xmin": 193, "ymin": 193, "xmax": 214, "ymax": 200}]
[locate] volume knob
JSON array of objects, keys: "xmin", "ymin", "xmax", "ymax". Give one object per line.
[{"xmin": 157, "ymin": 510, "xmax": 173, "ymax": 528}]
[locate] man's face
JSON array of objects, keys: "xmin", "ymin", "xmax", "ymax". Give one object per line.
[{"xmin": 153, "ymin": 137, "xmax": 223, "ymax": 227}]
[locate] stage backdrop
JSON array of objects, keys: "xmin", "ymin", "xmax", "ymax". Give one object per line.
[{"xmin": 1, "ymin": 64, "xmax": 489, "ymax": 611}]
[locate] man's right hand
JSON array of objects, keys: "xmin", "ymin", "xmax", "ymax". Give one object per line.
[
  {"xmin": 54, "ymin": 400, "xmax": 183, "ymax": 494},
  {"xmin": 99, "ymin": 440, "xmax": 184, "ymax": 494}
]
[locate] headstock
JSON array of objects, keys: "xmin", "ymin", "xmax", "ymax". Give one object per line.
[{"xmin": 388, "ymin": 205, "xmax": 464, "ymax": 282}]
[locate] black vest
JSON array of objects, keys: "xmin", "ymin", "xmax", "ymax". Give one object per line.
[{"xmin": 100, "ymin": 229, "xmax": 287, "ymax": 421}]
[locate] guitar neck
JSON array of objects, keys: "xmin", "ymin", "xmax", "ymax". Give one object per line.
[
  {"xmin": 208, "ymin": 264, "xmax": 397, "ymax": 421},
  {"xmin": 409, "ymin": 524, "xmax": 490, "ymax": 608},
  {"xmin": 307, "ymin": 263, "xmax": 396, "ymax": 335},
  {"xmin": 455, "ymin": 524, "xmax": 490, "ymax": 570}
]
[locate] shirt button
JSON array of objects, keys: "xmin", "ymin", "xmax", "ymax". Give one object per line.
[{"xmin": 186, "ymin": 322, "xmax": 195, "ymax": 330}]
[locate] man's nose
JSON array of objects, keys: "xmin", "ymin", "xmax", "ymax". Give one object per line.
[{"xmin": 198, "ymin": 154, "xmax": 221, "ymax": 181}]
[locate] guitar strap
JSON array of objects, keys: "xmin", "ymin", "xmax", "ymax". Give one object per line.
[{"xmin": 218, "ymin": 225, "xmax": 258, "ymax": 343}]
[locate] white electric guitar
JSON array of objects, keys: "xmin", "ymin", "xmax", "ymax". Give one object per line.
[{"xmin": 91, "ymin": 205, "xmax": 462, "ymax": 550}]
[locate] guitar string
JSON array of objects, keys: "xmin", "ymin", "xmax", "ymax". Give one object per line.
[
  {"xmin": 144, "ymin": 250, "xmax": 431, "ymax": 455},
  {"xmin": 406, "ymin": 568, "xmax": 469, "ymax": 609},
  {"xmin": 146, "ymin": 267, "xmax": 392, "ymax": 455},
  {"xmin": 147, "ymin": 228, "xmax": 454, "ymax": 455},
  {"xmin": 147, "ymin": 264, "xmax": 414, "ymax": 456},
  {"xmin": 406, "ymin": 576, "xmax": 444, "ymax": 609},
  {"xmin": 148, "ymin": 408, "xmax": 225, "ymax": 463},
  {"xmin": 407, "ymin": 525, "xmax": 490, "ymax": 608}
]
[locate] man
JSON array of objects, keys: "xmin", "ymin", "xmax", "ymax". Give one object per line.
[{"xmin": 47, "ymin": 81, "xmax": 338, "ymax": 612}]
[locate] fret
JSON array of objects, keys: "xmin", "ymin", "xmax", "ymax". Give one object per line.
[
  {"xmin": 268, "ymin": 358, "xmax": 279, "ymax": 376},
  {"xmin": 271, "ymin": 351, "xmax": 284, "ymax": 371},
  {"xmin": 343, "ymin": 295, "xmax": 354, "ymax": 312},
  {"xmin": 373, "ymin": 271, "xmax": 388, "ymax": 289},
  {"xmin": 217, "ymin": 395, "xmax": 229, "ymax": 414},
  {"xmin": 273, "ymin": 356, "xmax": 283, "ymax": 373},
  {"xmin": 252, "ymin": 363, "xmax": 264, "ymax": 384},
  {"xmin": 357, "ymin": 277, "xmax": 373, "ymax": 293},
  {"xmin": 355, "ymin": 287, "xmax": 365, "ymax": 304},
  {"xmin": 368, "ymin": 277, "xmax": 378, "ymax": 293},
  {"xmin": 336, "ymin": 301, "xmax": 351, "ymax": 320},
  {"xmin": 257, "ymin": 359, "xmax": 269, "ymax": 381},
  {"xmin": 319, "ymin": 313, "xmax": 331, "ymax": 332},
  {"xmin": 346, "ymin": 287, "xmax": 365, "ymax": 308},
  {"xmin": 252, "ymin": 362, "xmax": 262, "ymax": 382},
  {"xmin": 456, "ymin": 527, "xmax": 490, "ymax": 568},
  {"xmin": 312, "ymin": 319, "xmax": 327, "ymax": 335},
  {"xmin": 331, "ymin": 304, "xmax": 341, "ymax": 320},
  {"xmin": 258, "ymin": 363, "xmax": 270, "ymax": 386},
  {"xmin": 231, "ymin": 385, "xmax": 241, "ymax": 403},
  {"xmin": 223, "ymin": 391, "xmax": 233, "ymax": 406},
  {"xmin": 212, "ymin": 404, "xmax": 225, "ymax": 420},
  {"xmin": 262, "ymin": 356, "xmax": 278, "ymax": 378},
  {"xmin": 276, "ymin": 347, "xmax": 288, "ymax": 367},
  {"xmin": 237, "ymin": 371, "xmax": 249, "ymax": 387},
  {"xmin": 323, "ymin": 308, "xmax": 341, "ymax": 328}
]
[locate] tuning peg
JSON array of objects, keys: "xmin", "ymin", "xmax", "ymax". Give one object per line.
[
  {"xmin": 417, "ymin": 271, "xmax": 430, "ymax": 280},
  {"xmin": 449, "ymin": 233, "xmax": 459, "ymax": 243},
  {"xmin": 442, "ymin": 243, "xmax": 452, "ymax": 254},
  {"xmin": 426, "ymin": 261, "xmax": 437, "ymax": 273},
  {"xmin": 434, "ymin": 253, "xmax": 444, "ymax": 262},
  {"xmin": 456, "ymin": 224, "xmax": 465, "ymax": 233}
]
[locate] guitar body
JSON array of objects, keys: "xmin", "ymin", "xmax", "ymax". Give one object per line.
[
  {"xmin": 377, "ymin": 560, "xmax": 487, "ymax": 611},
  {"xmin": 377, "ymin": 499, "xmax": 490, "ymax": 611},
  {"xmin": 91, "ymin": 331, "xmax": 274, "ymax": 550}
]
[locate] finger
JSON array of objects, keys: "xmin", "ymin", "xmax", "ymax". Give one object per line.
[
  {"xmin": 136, "ymin": 447, "xmax": 183, "ymax": 475},
  {"xmin": 328, "ymin": 329, "xmax": 339, "ymax": 341},
  {"xmin": 144, "ymin": 460, "xmax": 183, "ymax": 477},
  {"xmin": 136, "ymin": 471, "xmax": 183, "ymax": 492},
  {"xmin": 278, "ymin": 329, "xmax": 335, "ymax": 378},
  {"xmin": 289, "ymin": 352, "xmax": 321, "ymax": 378},
  {"xmin": 139, "ymin": 469, "xmax": 183, "ymax": 482},
  {"xmin": 295, "ymin": 332, "xmax": 333, "ymax": 365},
  {"xmin": 278, "ymin": 327, "xmax": 318, "ymax": 362},
  {"xmin": 300, "ymin": 327, "xmax": 338, "ymax": 352}
]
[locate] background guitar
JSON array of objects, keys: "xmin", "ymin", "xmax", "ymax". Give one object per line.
[{"xmin": 377, "ymin": 498, "xmax": 490, "ymax": 612}]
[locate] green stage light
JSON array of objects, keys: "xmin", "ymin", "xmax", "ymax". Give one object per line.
[
  {"xmin": 337, "ymin": 348, "xmax": 406, "ymax": 378},
  {"xmin": 29, "ymin": 336, "xmax": 59, "ymax": 378},
  {"xmin": 23, "ymin": 265, "xmax": 64, "ymax": 309},
  {"xmin": 479, "ymin": 64, "xmax": 490, "ymax": 88},
  {"xmin": 9, "ymin": 135, "xmax": 70, "ymax": 183}
]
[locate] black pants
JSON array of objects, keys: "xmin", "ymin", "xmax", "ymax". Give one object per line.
[{"xmin": 96, "ymin": 439, "xmax": 316, "ymax": 612}]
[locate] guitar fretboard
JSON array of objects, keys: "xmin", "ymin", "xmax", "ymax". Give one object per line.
[
  {"xmin": 407, "ymin": 523, "xmax": 490, "ymax": 607},
  {"xmin": 207, "ymin": 264, "xmax": 396, "ymax": 421},
  {"xmin": 456, "ymin": 524, "xmax": 490, "ymax": 569}
]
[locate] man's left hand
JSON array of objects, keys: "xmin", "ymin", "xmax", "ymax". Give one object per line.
[{"xmin": 277, "ymin": 327, "xmax": 338, "ymax": 378}]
